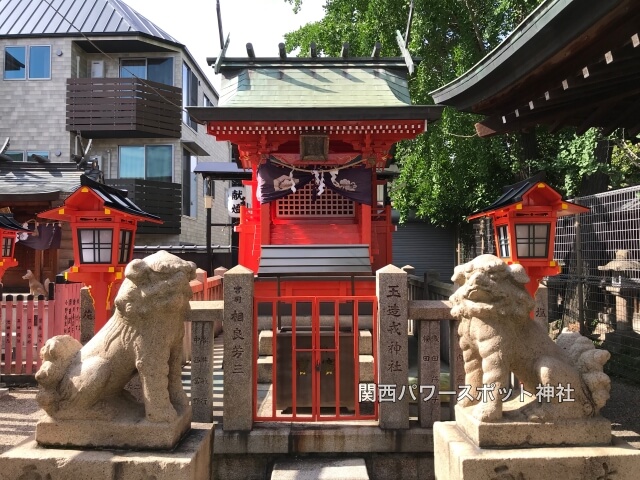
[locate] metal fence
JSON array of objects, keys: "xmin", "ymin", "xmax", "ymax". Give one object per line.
[{"xmin": 464, "ymin": 185, "xmax": 640, "ymax": 383}]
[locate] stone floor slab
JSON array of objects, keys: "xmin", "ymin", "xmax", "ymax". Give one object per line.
[{"xmin": 271, "ymin": 457, "xmax": 369, "ymax": 479}]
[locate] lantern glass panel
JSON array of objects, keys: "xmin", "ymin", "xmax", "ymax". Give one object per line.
[
  {"xmin": 515, "ymin": 223, "xmax": 549, "ymax": 258},
  {"xmin": 497, "ymin": 225, "xmax": 510, "ymax": 258},
  {"xmin": 2, "ymin": 236, "xmax": 13, "ymax": 257},
  {"xmin": 78, "ymin": 229, "xmax": 113, "ymax": 264},
  {"xmin": 118, "ymin": 229, "xmax": 133, "ymax": 264}
]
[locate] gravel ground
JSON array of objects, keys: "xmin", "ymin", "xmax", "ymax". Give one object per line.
[{"xmin": 1, "ymin": 376, "xmax": 639, "ymax": 455}]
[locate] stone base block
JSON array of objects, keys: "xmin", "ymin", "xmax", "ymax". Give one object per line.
[
  {"xmin": 36, "ymin": 404, "xmax": 192, "ymax": 450},
  {"xmin": 455, "ymin": 404, "xmax": 611, "ymax": 447},
  {"xmin": 359, "ymin": 330, "xmax": 372, "ymax": 355},
  {"xmin": 434, "ymin": 421, "xmax": 640, "ymax": 480},
  {"xmin": 359, "ymin": 355, "xmax": 374, "ymax": 382},
  {"xmin": 259, "ymin": 330, "xmax": 273, "ymax": 356},
  {"xmin": 0, "ymin": 423, "xmax": 212, "ymax": 480},
  {"xmin": 258, "ymin": 356, "xmax": 273, "ymax": 383},
  {"xmin": 271, "ymin": 458, "xmax": 369, "ymax": 479}
]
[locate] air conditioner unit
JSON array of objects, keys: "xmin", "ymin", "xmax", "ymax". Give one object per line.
[{"xmin": 90, "ymin": 60, "xmax": 104, "ymax": 78}]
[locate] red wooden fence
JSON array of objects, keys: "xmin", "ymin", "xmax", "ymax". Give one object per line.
[{"xmin": 1, "ymin": 283, "xmax": 82, "ymax": 376}]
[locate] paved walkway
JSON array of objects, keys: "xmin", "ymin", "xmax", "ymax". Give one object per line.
[{"xmin": 2, "ymin": 332, "xmax": 640, "ymax": 455}]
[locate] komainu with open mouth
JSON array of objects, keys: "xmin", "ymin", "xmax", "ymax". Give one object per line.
[{"xmin": 450, "ymin": 254, "xmax": 610, "ymax": 423}]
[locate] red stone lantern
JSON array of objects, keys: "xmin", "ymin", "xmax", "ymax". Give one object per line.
[
  {"xmin": 0, "ymin": 213, "xmax": 31, "ymax": 290},
  {"xmin": 468, "ymin": 173, "xmax": 589, "ymax": 298},
  {"xmin": 38, "ymin": 175, "xmax": 161, "ymax": 331}
]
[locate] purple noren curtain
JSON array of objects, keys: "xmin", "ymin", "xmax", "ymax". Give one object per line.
[
  {"xmin": 18, "ymin": 224, "xmax": 62, "ymax": 250},
  {"xmin": 257, "ymin": 160, "xmax": 372, "ymax": 205}
]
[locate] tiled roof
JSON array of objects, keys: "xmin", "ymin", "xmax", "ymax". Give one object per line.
[
  {"xmin": 0, "ymin": 0, "xmax": 178, "ymax": 43},
  {"xmin": 219, "ymin": 67, "xmax": 412, "ymax": 108},
  {"xmin": 0, "ymin": 162, "xmax": 83, "ymax": 200}
]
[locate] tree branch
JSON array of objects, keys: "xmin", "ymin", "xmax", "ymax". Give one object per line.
[{"xmin": 614, "ymin": 138, "xmax": 640, "ymax": 167}]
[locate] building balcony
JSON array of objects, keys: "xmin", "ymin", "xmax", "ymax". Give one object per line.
[
  {"xmin": 105, "ymin": 178, "xmax": 181, "ymax": 235},
  {"xmin": 66, "ymin": 78, "xmax": 182, "ymax": 139}
]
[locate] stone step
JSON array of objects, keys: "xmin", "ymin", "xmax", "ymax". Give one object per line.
[
  {"xmin": 257, "ymin": 354, "xmax": 374, "ymax": 383},
  {"xmin": 271, "ymin": 458, "xmax": 369, "ymax": 480},
  {"xmin": 259, "ymin": 329, "xmax": 373, "ymax": 356}
]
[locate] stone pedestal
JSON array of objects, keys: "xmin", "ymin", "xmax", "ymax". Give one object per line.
[
  {"xmin": 36, "ymin": 403, "xmax": 192, "ymax": 450},
  {"xmin": 454, "ymin": 404, "xmax": 611, "ymax": 448},
  {"xmin": 434, "ymin": 421, "xmax": 640, "ymax": 480},
  {"xmin": 0, "ymin": 423, "xmax": 213, "ymax": 480}
]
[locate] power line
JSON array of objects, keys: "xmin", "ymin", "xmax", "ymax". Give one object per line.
[{"xmin": 40, "ymin": 0, "xmax": 192, "ymax": 117}]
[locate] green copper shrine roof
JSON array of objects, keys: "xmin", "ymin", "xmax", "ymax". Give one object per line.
[
  {"xmin": 217, "ymin": 64, "xmax": 411, "ymax": 108},
  {"xmin": 187, "ymin": 56, "xmax": 443, "ymax": 124}
]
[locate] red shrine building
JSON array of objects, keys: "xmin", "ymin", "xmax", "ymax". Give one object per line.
[
  {"xmin": 189, "ymin": 48, "xmax": 442, "ymax": 288},
  {"xmin": 189, "ymin": 45, "xmax": 442, "ymax": 421}
]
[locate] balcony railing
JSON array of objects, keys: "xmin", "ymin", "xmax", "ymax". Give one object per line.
[
  {"xmin": 105, "ymin": 179, "xmax": 181, "ymax": 234},
  {"xmin": 66, "ymin": 78, "xmax": 182, "ymax": 138}
]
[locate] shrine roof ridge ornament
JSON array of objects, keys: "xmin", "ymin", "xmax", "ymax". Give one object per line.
[
  {"xmin": 206, "ymin": 56, "xmax": 420, "ymax": 71},
  {"xmin": 209, "ymin": 35, "xmax": 419, "ymax": 74}
]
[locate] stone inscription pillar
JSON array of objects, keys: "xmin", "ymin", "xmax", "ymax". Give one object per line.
[
  {"xmin": 223, "ymin": 265, "xmax": 254, "ymax": 431},
  {"xmin": 418, "ymin": 319, "xmax": 441, "ymax": 427},
  {"xmin": 376, "ymin": 264, "xmax": 409, "ymax": 429},
  {"xmin": 80, "ymin": 286, "xmax": 95, "ymax": 344},
  {"xmin": 189, "ymin": 301, "xmax": 223, "ymax": 423},
  {"xmin": 534, "ymin": 283, "xmax": 549, "ymax": 333}
]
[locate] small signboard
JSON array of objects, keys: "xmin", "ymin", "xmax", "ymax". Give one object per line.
[{"xmin": 227, "ymin": 187, "xmax": 247, "ymax": 218}]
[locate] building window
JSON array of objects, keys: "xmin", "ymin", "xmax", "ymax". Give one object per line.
[
  {"xmin": 182, "ymin": 63, "xmax": 198, "ymax": 130},
  {"xmin": 119, "ymin": 145, "xmax": 172, "ymax": 183},
  {"xmin": 497, "ymin": 225, "xmax": 510, "ymax": 258},
  {"xmin": 4, "ymin": 151, "xmax": 24, "ymax": 162},
  {"xmin": 515, "ymin": 223, "xmax": 550, "ymax": 258},
  {"xmin": 182, "ymin": 149, "xmax": 197, "ymax": 217},
  {"xmin": 120, "ymin": 57, "xmax": 173, "ymax": 85},
  {"xmin": 204, "ymin": 94, "xmax": 214, "ymax": 107},
  {"xmin": 4, "ymin": 46, "xmax": 50, "ymax": 80},
  {"xmin": 27, "ymin": 151, "xmax": 49, "ymax": 162}
]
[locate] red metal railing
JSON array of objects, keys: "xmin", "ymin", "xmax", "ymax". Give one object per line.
[{"xmin": 253, "ymin": 295, "xmax": 378, "ymax": 422}]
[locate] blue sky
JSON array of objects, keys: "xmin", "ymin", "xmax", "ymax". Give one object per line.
[{"xmin": 124, "ymin": 0, "xmax": 326, "ymax": 87}]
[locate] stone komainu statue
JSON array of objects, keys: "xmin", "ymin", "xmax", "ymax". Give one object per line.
[
  {"xmin": 450, "ymin": 254, "xmax": 610, "ymax": 422},
  {"xmin": 35, "ymin": 251, "xmax": 196, "ymax": 423}
]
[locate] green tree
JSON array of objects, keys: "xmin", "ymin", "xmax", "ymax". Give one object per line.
[{"xmin": 284, "ymin": 0, "xmax": 639, "ymax": 226}]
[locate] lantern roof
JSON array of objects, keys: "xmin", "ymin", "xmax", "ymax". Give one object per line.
[
  {"xmin": 468, "ymin": 171, "xmax": 589, "ymax": 220},
  {"xmin": 38, "ymin": 175, "xmax": 162, "ymax": 223},
  {"xmin": 0, "ymin": 212, "xmax": 30, "ymax": 232}
]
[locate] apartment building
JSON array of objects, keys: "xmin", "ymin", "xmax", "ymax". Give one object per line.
[{"xmin": 0, "ymin": 0, "xmax": 232, "ymax": 289}]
